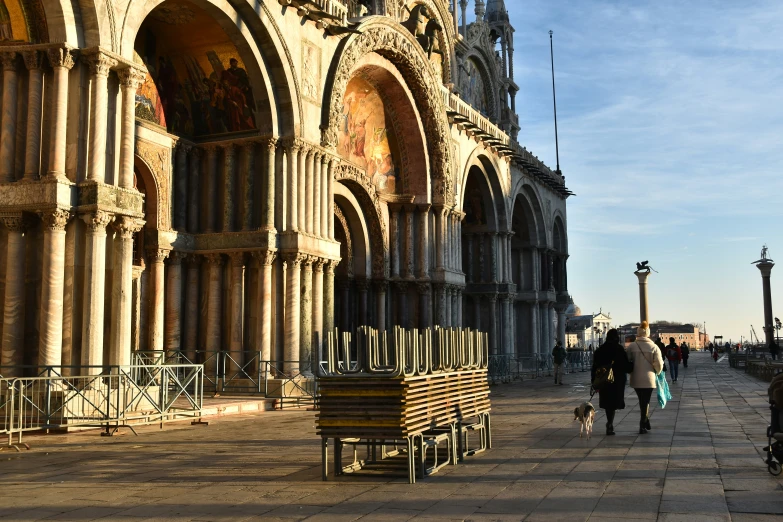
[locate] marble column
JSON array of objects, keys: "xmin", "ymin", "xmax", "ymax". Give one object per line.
[
  {"xmin": 301, "ymin": 258, "xmax": 314, "ymax": 372},
  {"xmin": 164, "ymin": 252, "xmax": 184, "ymax": 353},
  {"xmin": 286, "ymin": 140, "xmax": 300, "ymax": 231},
  {"xmin": 390, "ymin": 206, "xmax": 400, "ymax": 278},
  {"xmin": 465, "ymin": 234, "xmax": 474, "ymax": 283},
  {"xmin": 86, "ymin": 52, "xmax": 117, "ymax": 183},
  {"xmin": 478, "ymin": 234, "xmax": 486, "ymax": 282},
  {"xmin": 147, "ymin": 248, "xmax": 170, "ymax": 352},
  {"xmin": 117, "ymin": 67, "xmax": 146, "ymax": 189},
  {"xmin": 297, "ymin": 142, "xmax": 307, "ymax": 233},
  {"xmin": 490, "ymin": 233, "xmax": 498, "ymax": 283},
  {"xmin": 255, "ymin": 251, "xmax": 276, "ymax": 368},
  {"xmin": 283, "ymin": 253, "xmax": 304, "ymax": 374},
  {"xmin": 187, "ymin": 148, "xmax": 202, "ymax": 233},
  {"xmin": 45, "ymin": 48, "xmax": 75, "ymax": 180},
  {"xmin": 434, "ymin": 207, "xmax": 445, "ymax": 269},
  {"xmin": 474, "ymin": 295, "xmax": 481, "ymax": 331},
  {"xmin": 81, "ymin": 211, "xmax": 113, "ymax": 371},
  {"xmin": 22, "ymin": 51, "xmax": 43, "ymax": 181},
  {"xmin": 324, "ymin": 261, "xmax": 336, "ymax": 335},
  {"xmin": 305, "ymin": 150, "xmax": 315, "ymax": 234},
  {"xmin": 228, "ymin": 253, "xmax": 245, "ymax": 373},
  {"xmin": 531, "ymin": 247, "xmax": 540, "ymax": 290},
  {"xmin": 320, "ymin": 155, "xmax": 329, "ymax": 238},
  {"xmin": 418, "ymin": 205, "xmax": 430, "ymax": 279},
  {"xmin": 0, "ymin": 52, "xmax": 18, "ymax": 183},
  {"xmin": 417, "ymin": 283, "xmax": 431, "ymax": 329},
  {"xmin": 444, "ymin": 286, "xmax": 452, "ymax": 327},
  {"xmin": 356, "ymin": 279, "xmax": 369, "ymax": 326},
  {"xmin": 327, "ymin": 159, "xmax": 335, "ymax": 240},
  {"xmin": 501, "ymin": 296, "xmax": 512, "ymax": 355},
  {"xmin": 262, "ymin": 138, "xmax": 277, "ymax": 230},
  {"xmin": 488, "ymin": 295, "xmax": 498, "ymax": 355},
  {"xmin": 222, "ymin": 145, "xmax": 236, "ymax": 232},
  {"xmin": 39, "ymin": 209, "xmax": 70, "ymax": 367},
  {"xmin": 530, "ymin": 302, "xmax": 540, "ymax": 355},
  {"xmin": 404, "ymin": 206, "xmax": 415, "ymax": 279},
  {"xmin": 183, "ymin": 255, "xmax": 201, "ymax": 361},
  {"xmin": 339, "ymin": 279, "xmax": 351, "ymax": 333},
  {"xmin": 549, "ymin": 306, "xmax": 557, "ymax": 351},
  {"xmin": 557, "ymin": 307, "xmax": 567, "ymax": 348},
  {"xmin": 497, "ymin": 232, "xmax": 505, "ymax": 283},
  {"xmin": 204, "ymin": 254, "xmax": 224, "ymax": 371},
  {"xmin": 451, "ymin": 287, "xmax": 459, "ymax": 326},
  {"xmin": 110, "ymin": 217, "xmax": 143, "ymax": 367},
  {"xmin": 241, "ymin": 143, "xmax": 255, "ymax": 230},
  {"xmin": 374, "ymin": 280, "xmax": 387, "ymax": 332},
  {"xmin": 457, "ymin": 289, "xmax": 463, "ymax": 327},
  {"xmin": 173, "ymin": 144, "xmax": 190, "ymax": 231},
  {"xmin": 1, "ymin": 215, "xmax": 28, "ymax": 373},
  {"xmin": 396, "ymin": 282, "xmax": 408, "ymax": 328},
  {"xmin": 312, "ymin": 259, "xmax": 325, "ymax": 372},
  {"xmin": 204, "ymin": 146, "xmax": 218, "ymax": 232},
  {"xmin": 313, "ymin": 154, "xmax": 322, "ymax": 237}
]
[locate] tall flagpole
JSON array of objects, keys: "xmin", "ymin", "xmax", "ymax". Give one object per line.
[{"xmin": 549, "ymin": 30, "xmax": 561, "ymax": 175}]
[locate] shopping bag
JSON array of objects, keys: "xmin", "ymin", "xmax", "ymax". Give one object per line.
[{"xmin": 656, "ymin": 371, "xmax": 672, "ymax": 408}]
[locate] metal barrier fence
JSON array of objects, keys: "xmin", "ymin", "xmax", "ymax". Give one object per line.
[
  {"xmin": 2, "ymin": 364, "xmax": 203, "ymax": 449},
  {"xmin": 487, "ymin": 351, "xmax": 593, "ymax": 385},
  {"xmin": 133, "ymin": 351, "xmax": 317, "ymax": 405}
]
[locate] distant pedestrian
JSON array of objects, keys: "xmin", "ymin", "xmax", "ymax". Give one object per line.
[
  {"xmin": 770, "ymin": 341, "xmax": 780, "ymax": 361},
  {"xmin": 552, "ymin": 340, "xmax": 567, "ymax": 386},
  {"xmin": 627, "ymin": 321, "xmax": 664, "ymax": 434},
  {"xmin": 665, "ymin": 338, "xmax": 682, "ymax": 382},
  {"xmin": 681, "ymin": 342, "xmax": 690, "ymax": 368},
  {"xmin": 712, "ymin": 349, "xmax": 719, "ymax": 362},
  {"xmin": 591, "ymin": 329, "xmax": 632, "ymax": 436}
]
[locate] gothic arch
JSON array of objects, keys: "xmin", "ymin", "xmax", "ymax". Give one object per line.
[
  {"xmin": 459, "ymin": 151, "xmax": 507, "ymax": 231},
  {"xmin": 553, "ymin": 213, "xmax": 567, "ymax": 254},
  {"xmin": 460, "ymin": 47, "xmax": 500, "ymax": 121},
  {"xmin": 133, "ymin": 143, "xmax": 168, "ymax": 231},
  {"xmin": 334, "ymin": 184, "xmax": 371, "ymax": 279},
  {"xmin": 119, "ymin": 0, "xmax": 300, "ymax": 136},
  {"xmin": 333, "ymin": 163, "xmax": 389, "ymax": 278},
  {"xmin": 322, "ymin": 17, "xmax": 455, "ymax": 205}
]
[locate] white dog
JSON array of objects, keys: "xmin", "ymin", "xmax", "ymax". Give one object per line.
[{"xmin": 574, "ymin": 402, "xmax": 595, "ymax": 440}]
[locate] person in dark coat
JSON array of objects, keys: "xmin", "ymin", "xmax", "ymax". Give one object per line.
[
  {"xmin": 681, "ymin": 342, "xmax": 690, "ymax": 368},
  {"xmin": 591, "ymin": 329, "xmax": 632, "ymax": 436}
]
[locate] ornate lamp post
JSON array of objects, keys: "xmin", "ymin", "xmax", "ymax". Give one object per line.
[{"xmin": 752, "ymin": 245, "xmax": 775, "ymax": 348}]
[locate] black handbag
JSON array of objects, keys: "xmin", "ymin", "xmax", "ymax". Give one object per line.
[{"xmin": 592, "ymin": 361, "xmax": 615, "ymax": 390}]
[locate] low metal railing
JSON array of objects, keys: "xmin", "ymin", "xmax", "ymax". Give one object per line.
[
  {"xmin": 487, "ymin": 354, "xmax": 555, "ymax": 384},
  {"xmin": 3, "ymin": 364, "xmax": 204, "ymax": 448}
]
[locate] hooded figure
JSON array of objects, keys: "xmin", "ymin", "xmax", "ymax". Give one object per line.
[
  {"xmin": 591, "ymin": 329, "xmax": 632, "ymax": 435},
  {"xmin": 626, "ymin": 321, "xmax": 664, "ymax": 434}
]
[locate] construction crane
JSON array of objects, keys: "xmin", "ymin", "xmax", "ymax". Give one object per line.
[{"xmin": 751, "ymin": 325, "xmax": 760, "ymax": 345}]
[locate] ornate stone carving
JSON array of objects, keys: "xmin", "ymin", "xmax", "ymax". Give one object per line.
[
  {"xmin": 1, "ymin": 213, "xmax": 28, "ymax": 232},
  {"xmin": 135, "ymin": 139, "xmax": 170, "ymax": 230},
  {"xmin": 184, "ymin": 253, "xmax": 202, "ymax": 267},
  {"xmin": 355, "ymin": 278, "xmax": 370, "ymax": 292},
  {"xmin": 323, "ymin": 21, "xmax": 454, "ymax": 204},
  {"xmin": 81, "ymin": 210, "xmax": 113, "ymax": 232},
  {"xmin": 416, "ymin": 282, "xmax": 431, "ymax": 295},
  {"xmin": 40, "ymin": 208, "xmax": 70, "ymax": 231},
  {"xmin": 372, "ymin": 279, "xmax": 389, "ymax": 293},
  {"xmin": 313, "ymin": 258, "xmax": 327, "ymax": 273},
  {"xmin": 147, "ymin": 248, "xmax": 171, "ymax": 263},
  {"xmin": 85, "ymin": 52, "xmax": 118, "ymax": 78},
  {"xmin": 118, "ymin": 66, "xmax": 147, "ymax": 90},
  {"xmin": 22, "ymin": 51, "xmax": 42, "ymax": 71},
  {"xmin": 204, "ymin": 253, "xmax": 224, "ymax": 266},
  {"xmin": 333, "ymin": 203, "xmax": 353, "ymax": 277},
  {"xmin": 325, "ymin": 259, "xmax": 339, "ymax": 275},
  {"xmin": 0, "ymin": 52, "xmax": 17, "ymax": 71},
  {"xmin": 251, "ymin": 250, "xmax": 277, "ymax": 267},
  {"xmin": 46, "ymin": 47, "xmax": 76, "ymax": 70},
  {"xmin": 282, "ymin": 252, "xmax": 307, "ymax": 268},
  {"xmin": 401, "ymin": 4, "xmax": 443, "ymax": 59},
  {"xmin": 262, "ymin": 136, "xmax": 278, "ymax": 152},
  {"xmin": 113, "ymin": 216, "xmax": 144, "ymax": 239},
  {"xmin": 168, "ymin": 251, "xmax": 185, "ymax": 266}
]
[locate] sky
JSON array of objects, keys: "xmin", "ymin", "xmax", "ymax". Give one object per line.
[{"xmin": 506, "ymin": 1, "xmax": 783, "ymax": 343}]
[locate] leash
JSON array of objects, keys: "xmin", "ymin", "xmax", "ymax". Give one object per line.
[{"xmin": 589, "ymin": 385, "xmax": 597, "ymax": 401}]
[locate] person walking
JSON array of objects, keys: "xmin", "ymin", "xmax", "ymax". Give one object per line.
[
  {"xmin": 712, "ymin": 348, "xmax": 719, "ymax": 362},
  {"xmin": 552, "ymin": 340, "xmax": 567, "ymax": 386},
  {"xmin": 681, "ymin": 342, "xmax": 690, "ymax": 368},
  {"xmin": 665, "ymin": 337, "xmax": 682, "ymax": 382},
  {"xmin": 591, "ymin": 329, "xmax": 632, "ymax": 436},
  {"xmin": 627, "ymin": 321, "xmax": 664, "ymax": 434},
  {"xmin": 770, "ymin": 341, "xmax": 780, "ymax": 361}
]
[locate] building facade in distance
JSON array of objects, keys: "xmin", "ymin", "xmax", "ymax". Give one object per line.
[{"xmin": 0, "ymin": 0, "xmax": 571, "ymax": 376}]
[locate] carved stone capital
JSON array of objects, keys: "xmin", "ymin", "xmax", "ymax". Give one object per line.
[
  {"xmin": 373, "ymin": 279, "xmax": 389, "ymax": 293},
  {"xmin": 312, "ymin": 258, "xmax": 327, "ymax": 272},
  {"xmin": 82, "ymin": 210, "xmax": 114, "ymax": 232},
  {"xmin": 262, "ymin": 137, "xmax": 279, "ymax": 152},
  {"xmin": 228, "ymin": 251, "xmax": 245, "ymax": 267},
  {"xmin": 168, "ymin": 251, "xmax": 185, "ymax": 266},
  {"xmin": 204, "ymin": 253, "xmax": 224, "ymax": 266},
  {"xmin": 113, "ymin": 216, "xmax": 144, "ymax": 239},
  {"xmin": 251, "ymin": 249, "xmax": 277, "ymax": 267},
  {"xmin": 0, "ymin": 52, "xmax": 17, "ymax": 71},
  {"xmin": 1, "ymin": 213, "xmax": 29, "ymax": 233},
  {"xmin": 416, "ymin": 282, "xmax": 431, "ymax": 295},
  {"xmin": 118, "ymin": 66, "xmax": 147, "ymax": 90},
  {"xmin": 85, "ymin": 52, "xmax": 118, "ymax": 78},
  {"xmin": 190, "ymin": 146, "xmax": 203, "ymax": 159},
  {"xmin": 147, "ymin": 248, "xmax": 171, "ymax": 264},
  {"xmin": 21, "ymin": 50, "xmax": 42, "ymax": 71},
  {"xmin": 324, "ymin": 259, "xmax": 339, "ymax": 275},
  {"xmin": 223, "ymin": 143, "xmax": 237, "ymax": 159},
  {"xmin": 40, "ymin": 209, "xmax": 71, "ymax": 232},
  {"xmin": 302, "ymin": 255, "xmax": 316, "ymax": 271},
  {"xmin": 282, "ymin": 252, "xmax": 307, "ymax": 268},
  {"xmin": 184, "ymin": 254, "xmax": 202, "ymax": 267},
  {"xmin": 355, "ymin": 278, "xmax": 370, "ymax": 292},
  {"xmin": 46, "ymin": 47, "xmax": 76, "ymax": 70}
]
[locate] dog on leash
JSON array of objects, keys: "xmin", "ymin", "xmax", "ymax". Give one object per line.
[{"xmin": 574, "ymin": 402, "xmax": 595, "ymax": 440}]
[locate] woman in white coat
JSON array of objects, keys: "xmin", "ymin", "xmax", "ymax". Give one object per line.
[{"xmin": 627, "ymin": 321, "xmax": 664, "ymax": 434}]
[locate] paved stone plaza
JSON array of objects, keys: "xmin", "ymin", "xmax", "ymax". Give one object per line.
[{"xmin": 1, "ymin": 352, "xmax": 782, "ymax": 521}]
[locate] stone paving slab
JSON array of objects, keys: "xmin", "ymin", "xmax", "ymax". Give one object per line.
[{"xmin": 1, "ymin": 353, "xmax": 781, "ymax": 521}]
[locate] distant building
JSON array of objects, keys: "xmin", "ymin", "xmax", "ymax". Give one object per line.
[
  {"xmin": 618, "ymin": 323, "xmax": 702, "ymax": 348},
  {"xmin": 565, "ymin": 312, "xmax": 612, "ymax": 350}
]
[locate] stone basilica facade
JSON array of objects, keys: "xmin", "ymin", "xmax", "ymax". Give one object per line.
[{"xmin": 0, "ymin": 0, "xmax": 571, "ymax": 376}]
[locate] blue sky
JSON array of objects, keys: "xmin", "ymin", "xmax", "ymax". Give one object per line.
[{"xmin": 507, "ymin": 1, "xmax": 783, "ymax": 343}]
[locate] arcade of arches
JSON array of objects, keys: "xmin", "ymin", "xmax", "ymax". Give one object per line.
[{"xmin": 0, "ymin": 0, "xmax": 571, "ymax": 378}]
